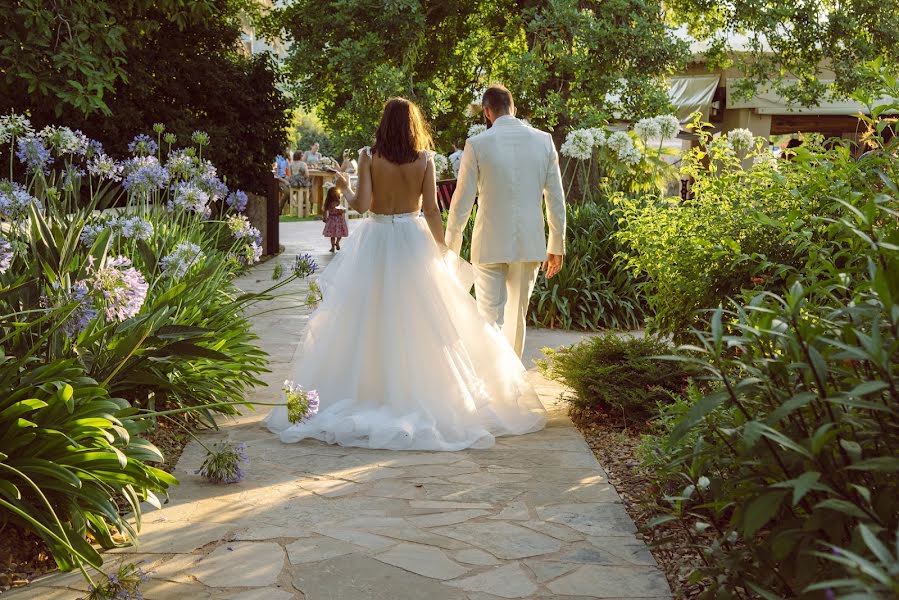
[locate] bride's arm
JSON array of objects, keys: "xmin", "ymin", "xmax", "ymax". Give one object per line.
[
  {"xmin": 337, "ymin": 149, "xmax": 372, "ymax": 213},
  {"xmin": 421, "ymin": 155, "xmax": 447, "ymax": 252}
]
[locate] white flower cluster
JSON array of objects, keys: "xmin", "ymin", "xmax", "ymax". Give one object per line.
[
  {"xmin": 467, "ymin": 123, "xmax": 487, "ymax": 138},
  {"xmin": 0, "ymin": 114, "xmax": 34, "ymax": 144},
  {"xmin": 752, "ymin": 151, "xmax": 778, "ymax": 171},
  {"xmin": 40, "ymin": 125, "xmax": 89, "ymax": 156},
  {"xmin": 728, "ymin": 128, "xmax": 754, "ymax": 153},
  {"xmin": 432, "ymin": 153, "xmax": 450, "ymax": 177},
  {"xmin": 606, "ymin": 131, "xmax": 643, "ymax": 165},
  {"xmin": 632, "ymin": 115, "xmax": 680, "ymax": 141},
  {"xmin": 87, "ymin": 154, "xmax": 123, "ymax": 181},
  {"xmin": 117, "ymin": 216, "xmax": 154, "ymax": 240},
  {"xmin": 560, "ymin": 129, "xmax": 597, "ymax": 160}
]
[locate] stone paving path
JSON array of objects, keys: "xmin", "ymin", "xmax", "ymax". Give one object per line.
[{"xmin": 11, "ymin": 221, "xmax": 670, "ymax": 599}]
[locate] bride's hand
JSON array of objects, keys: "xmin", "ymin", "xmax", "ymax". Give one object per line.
[{"xmin": 334, "ymin": 172, "xmax": 350, "ymax": 191}]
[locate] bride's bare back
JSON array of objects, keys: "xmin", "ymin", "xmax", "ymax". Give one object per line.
[{"xmin": 340, "ymin": 147, "xmax": 446, "ymax": 249}]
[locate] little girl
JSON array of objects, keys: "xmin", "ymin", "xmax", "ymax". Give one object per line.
[{"xmin": 322, "ymin": 186, "xmax": 349, "ymax": 252}]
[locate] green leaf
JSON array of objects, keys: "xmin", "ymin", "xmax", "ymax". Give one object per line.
[
  {"xmin": 814, "ymin": 499, "xmax": 869, "ymax": 519},
  {"xmin": 772, "ymin": 471, "xmax": 821, "ymax": 506},
  {"xmin": 743, "ymin": 491, "xmax": 784, "ymax": 538},
  {"xmin": 847, "ymin": 457, "xmax": 899, "ymax": 472}
]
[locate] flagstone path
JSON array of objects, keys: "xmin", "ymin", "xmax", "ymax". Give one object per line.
[{"xmin": 11, "ymin": 220, "xmax": 671, "ymax": 599}]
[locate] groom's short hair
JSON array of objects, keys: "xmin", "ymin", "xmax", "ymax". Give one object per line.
[{"xmin": 482, "ymin": 85, "xmax": 514, "ymax": 114}]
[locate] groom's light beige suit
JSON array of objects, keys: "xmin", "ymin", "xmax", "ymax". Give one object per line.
[{"xmin": 445, "ymin": 115, "xmax": 566, "ymax": 357}]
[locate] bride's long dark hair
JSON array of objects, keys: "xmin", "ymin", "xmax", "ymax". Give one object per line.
[{"xmin": 371, "ymin": 98, "xmax": 433, "ymax": 164}]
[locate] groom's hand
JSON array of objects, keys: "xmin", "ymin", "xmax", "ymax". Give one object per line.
[{"xmin": 543, "ymin": 254, "xmax": 563, "ymax": 279}]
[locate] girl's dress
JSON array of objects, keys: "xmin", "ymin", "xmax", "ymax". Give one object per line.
[{"xmin": 323, "ymin": 201, "xmax": 349, "ymax": 238}]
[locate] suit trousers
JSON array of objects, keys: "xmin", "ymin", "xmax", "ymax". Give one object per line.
[{"xmin": 473, "ymin": 262, "xmax": 541, "ymax": 358}]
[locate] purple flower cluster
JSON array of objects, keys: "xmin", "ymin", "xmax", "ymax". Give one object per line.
[
  {"xmin": 160, "ymin": 241, "xmax": 204, "ymax": 278},
  {"xmin": 0, "ymin": 236, "xmax": 12, "ymax": 273},
  {"xmin": 164, "ymin": 149, "xmax": 195, "ymax": 181},
  {"xmin": 80, "ymin": 222, "xmax": 109, "ymax": 246},
  {"xmin": 79, "ymin": 562, "xmax": 149, "ymax": 600},
  {"xmin": 0, "ymin": 181, "xmax": 42, "ymax": 220},
  {"xmin": 128, "ymin": 133, "xmax": 159, "ymax": 157},
  {"xmin": 122, "ymin": 156, "xmax": 169, "ymax": 196},
  {"xmin": 196, "ymin": 441, "xmax": 248, "ymax": 484},
  {"xmin": 62, "ymin": 280, "xmax": 98, "ymax": 337},
  {"xmin": 293, "ymin": 253, "xmax": 319, "ymax": 278},
  {"xmin": 226, "ymin": 190, "xmax": 248, "ymax": 212},
  {"xmin": 90, "ymin": 256, "xmax": 148, "ymax": 321},
  {"xmin": 15, "ymin": 136, "xmax": 52, "ymax": 174},
  {"xmin": 226, "ymin": 215, "xmax": 262, "ymax": 245},
  {"xmin": 199, "ymin": 174, "xmax": 228, "ymax": 203},
  {"xmin": 169, "ymin": 182, "xmax": 210, "ymax": 214},
  {"xmin": 284, "ymin": 381, "xmax": 320, "ymax": 424}
]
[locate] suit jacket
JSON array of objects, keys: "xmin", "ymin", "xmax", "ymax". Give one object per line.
[{"xmin": 445, "ymin": 115, "xmax": 566, "ymax": 264}]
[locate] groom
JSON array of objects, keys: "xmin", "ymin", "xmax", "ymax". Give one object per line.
[{"xmin": 446, "ymin": 84, "xmax": 566, "ymax": 358}]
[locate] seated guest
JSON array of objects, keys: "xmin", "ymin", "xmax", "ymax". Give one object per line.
[
  {"xmin": 302, "ymin": 142, "xmax": 323, "ymax": 166},
  {"xmin": 288, "ymin": 151, "xmax": 310, "ymax": 188}
]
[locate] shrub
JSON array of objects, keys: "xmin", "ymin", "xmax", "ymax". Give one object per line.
[
  {"xmin": 529, "ymin": 200, "xmax": 647, "ymax": 330},
  {"xmin": 0, "ymin": 115, "xmax": 310, "ymax": 579},
  {"xmin": 645, "ymin": 67, "xmax": 899, "ymax": 597},
  {"xmin": 539, "ymin": 333, "xmax": 694, "ymax": 429}
]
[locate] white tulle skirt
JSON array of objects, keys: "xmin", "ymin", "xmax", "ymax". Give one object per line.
[{"xmin": 264, "ymin": 211, "xmax": 546, "ymax": 451}]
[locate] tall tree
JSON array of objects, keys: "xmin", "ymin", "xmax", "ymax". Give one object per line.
[
  {"xmin": 0, "ymin": 0, "xmax": 290, "ymax": 194},
  {"xmin": 667, "ymin": 0, "xmax": 899, "ymax": 106},
  {"xmin": 268, "ymin": 0, "xmax": 689, "ymax": 149}
]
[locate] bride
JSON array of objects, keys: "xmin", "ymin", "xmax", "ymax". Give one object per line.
[{"xmin": 264, "ymin": 98, "xmax": 546, "ymax": 451}]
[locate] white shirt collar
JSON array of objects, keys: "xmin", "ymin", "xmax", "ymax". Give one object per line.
[{"xmin": 491, "ymin": 114, "xmax": 518, "ymax": 126}]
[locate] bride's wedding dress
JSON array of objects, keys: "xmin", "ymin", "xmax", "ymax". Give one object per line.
[{"xmin": 264, "ymin": 209, "xmax": 546, "ymax": 451}]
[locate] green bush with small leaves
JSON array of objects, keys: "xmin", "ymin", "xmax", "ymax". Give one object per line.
[{"xmin": 539, "ymin": 333, "xmax": 694, "ymax": 429}]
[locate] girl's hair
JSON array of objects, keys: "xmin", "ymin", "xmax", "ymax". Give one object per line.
[
  {"xmin": 325, "ymin": 186, "xmax": 340, "ymax": 208},
  {"xmin": 293, "ymin": 151, "xmax": 302, "ymax": 161},
  {"xmin": 371, "ymin": 98, "xmax": 433, "ymax": 164}
]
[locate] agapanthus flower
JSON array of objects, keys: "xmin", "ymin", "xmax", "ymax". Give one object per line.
[
  {"xmin": 152, "ymin": 123, "xmax": 165, "ymax": 134},
  {"xmin": 128, "ymin": 133, "xmax": 159, "ymax": 157},
  {"xmin": 191, "ymin": 130, "xmax": 210, "ymax": 146},
  {"xmin": 0, "ymin": 114, "xmax": 33, "ymax": 144},
  {"xmin": 560, "ymin": 129, "xmax": 595, "ymax": 160},
  {"xmin": 40, "ymin": 125, "xmax": 88, "ymax": 156},
  {"xmin": 196, "ymin": 442, "xmax": 248, "ymax": 484},
  {"xmin": 283, "ymin": 381, "xmax": 320, "ymax": 424},
  {"xmin": 198, "ymin": 174, "xmax": 228, "ymax": 204},
  {"xmin": 0, "ymin": 180, "xmax": 42, "ymax": 220},
  {"xmin": 85, "ymin": 138, "xmax": 105, "ymax": 158},
  {"xmin": 305, "ymin": 280, "xmax": 322, "ymax": 309},
  {"xmin": 160, "ymin": 241, "xmax": 205, "ymax": 278},
  {"xmin": 467, "ymin": 123, "xmax": 487, "ymax": 138},
  {"xmin": 90, "ymin": 256, "xmax": 148, "ymax": 321},
  {"xmin": 78, "ymin": 562, "xmax": 148, "ymax": 600},
  {"xmin": 165, "ymin": 149, "xmax": 195, "ymax": 181},
  {"xmin": 294, "ymin": 253, "xmax": 318, "ymax": 278},
  {"xmin": 728, "ymin": 128, "xmax": 754, "ymax": 153},
  {"xmin": 163, "ymin": 132, "xmax": 177, "ymax": 145},
  {"xmin": 117, "ymin": 216, "xmax": 154, "ymax": 241},
  {"xmin": 227, "ymin": 214, "xmax": 262, "ymax": 245},
  {"xmin": 80, "ymin": 222, "xmax": 109, "ymax": 246},
  {"xmin": 0, "ymin": 236, "xmax": 12, "ymax": 273},
  {"xmin": 122, "ymin": 156, "xmax": 168, "ymax": 196},
  {"xmin": 588, "ymin": 128, "xmax": 607, "ymax": 147},
  {"xmin": 234, "ymin": 241, "xmax": 263, "ymax": 266},
  {"xmin": 606, "ymin": 131, "xmax": 640, "ymax": 163},
  {"xmin": 633, "ymin": 117, "xmax": 662, "ymax": 141},
  {"xmin": 432, "ymin": 153, "xmax": 450, "ymax": 177},
  {"xmin": 655, "ymin": 115, "xmax": 681, "ymax": 140},
  {"xmin": 87, "ymin": 154, "xmax": 123, "ymax": 182},
  {"xmin": 169, "ymin": 182, "xmax": 210, "ymax": 214},
  {"xmin": 15, "ymin": 136, "xmax": 53, "ymax": 174},
  {"xmin": 226, "ymin": 190, "xmax": 248, "ymax": 212},
  {"xmin": 62, "ymin": 280, "xmax": 98, "ymax": 337}
]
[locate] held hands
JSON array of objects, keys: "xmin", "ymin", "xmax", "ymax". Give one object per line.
[{"xmin": 543, "ymin": 253, "xmax": 563, "ymax": 279}]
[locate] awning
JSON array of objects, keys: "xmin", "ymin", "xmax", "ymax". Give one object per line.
[
  {"xmin": 726, "ymin": 78, "xmax": 898, "ymax": 115},
  {"xmin": 668, "ymin": 75, "xmax": 720, "ymax": 122}
]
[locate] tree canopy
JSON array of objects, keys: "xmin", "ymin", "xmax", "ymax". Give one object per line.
[
  {"xmin": 268, "ymin": 0, "xmax": 690, "ymax": 150},
  {"xmin": 0, "ymin": 0, "xmax": 290, "ymax": 194},
  {"xmin": 666, "ymin": 0, "xmax": 899, "ymax": 106}
]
